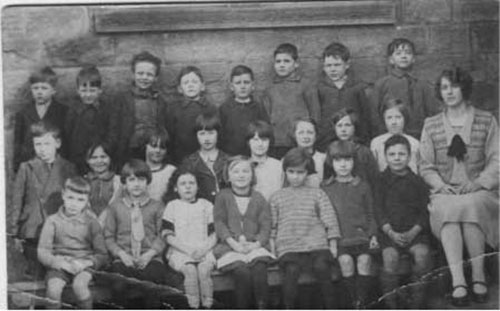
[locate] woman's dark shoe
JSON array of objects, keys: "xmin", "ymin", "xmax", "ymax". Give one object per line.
[
  {"xmin": 450, "ymin": 285, "xmax": 470, "ymax": 307},
  {"xmin": 471, "ymin": 281, "xmax": 488, "ymax": 303}
]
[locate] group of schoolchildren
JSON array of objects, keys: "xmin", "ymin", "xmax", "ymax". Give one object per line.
[{"xmin": 9, "ymin": 37, "xmax": 442, "ymax": 309}]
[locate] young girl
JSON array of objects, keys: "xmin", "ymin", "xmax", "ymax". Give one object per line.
[
  {"xmin": 181, "ymin": 111, "xmax": 229, "ymax": 203},
  {"xmin": 322, "ymin": 140, "xmax": 379, "ymax": 308},
  {"xmin": 291, "ymin": 116, "xmax": 326, "ymax": 187},
  {"xmin": 370, "ymin": 98, "xmax": 420, "ymax": 173},
  {"xmin": 213, "ymin": 156, "xmax": 275, "ymax": 309},
  {"xmin": 269, "ymin": 147, "xmax": 341, "ymax": 309},
  {"xmin": 144, "ymin": 128, "xmax": 176, "ymax": 202},
  {"xmin": 246, "ymin": 120, "xmax": 283, "ymax": 201},
  {"xmin": 83, "ymin": 143, "xmax": 121, "ymax": 227},
  {"xmin": 167, "ymin": 66, "xmax": 218, "ymax": 164},
  {"xmin": 162, "ymin": 168, "xmax": 217, "ymax": 309}
]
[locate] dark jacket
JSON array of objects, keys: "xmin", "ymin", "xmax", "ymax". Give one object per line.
[
  {"xmin": 219, "ymin": 96, "xmax": 269, "ymax": 156},
  {"xmin": 14, "ymin": 100, "xmax": 68, "ymax": 172}
]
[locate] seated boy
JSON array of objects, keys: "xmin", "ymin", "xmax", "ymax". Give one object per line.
[
  {"xmin": 370, "ymin": 38, "xmax": 439, "ymax": 138},
  {"xmin": 37, "ymin": 176, "xmax": 108, "ymax": 309},
  {"xmin": 315, "ymin": 42, "xmax": 372, "ymax": 149},
  {"xmin": 263, "ymin": 43, "xmax": 320, "ymax": 159},
  {"xmin": 104, "ymin": 159, "xmax": 183, "ymax": 308},
  {"xmin": 219, "ymin": 65, "xmax": 269, "ymax": 156},
  {"xmin": 14, "ymin": 66, "xmax": 67, "ymax": 172},
  {"xmin": 9, "ymin": 121, "xmax": 76, "ymax": 280},
  {"xmin": 64, "ymin": 65, "xmax": 115, "ymax": 174},
  {"xmin": 377, "ymin": 134, "xmax": 432, "ymax": 309}
]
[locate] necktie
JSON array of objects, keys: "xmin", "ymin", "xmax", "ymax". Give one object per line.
[{"xmin": 130, "ymin": 202, "xmax": 145, "ymax": 259}]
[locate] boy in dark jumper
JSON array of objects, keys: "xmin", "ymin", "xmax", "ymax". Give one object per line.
[
  {"xmin": 14, "ymin": 66, "xmax": 67, "ymax": 172},
  {"xmin": 219, "ymin": 65, "xmax": 269, "ymax": 156}
]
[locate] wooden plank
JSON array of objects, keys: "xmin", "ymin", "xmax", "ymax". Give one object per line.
[{"xmin": 93, "ymin": 1, "xmax": 396, "ymax": 33}]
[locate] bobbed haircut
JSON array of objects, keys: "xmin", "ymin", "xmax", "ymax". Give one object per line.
[
  {"xmin": 194, "ymin": 111, "xmax": 221, "ymax": 133},
  {"xmin": 77, "ymin": 65, "xmax": 102, "ymax": 88},
  {"xmin": 29, "ymin": 66, "xmax": 58, "ymax": 87},
  {"xmin": 384, "ymin": 134, "xmax": 411, "ymax": 154},
  {"xmin": 282, "ymin": 147, "xmax": 316, "ymax": 175},
  {"xmin": 435, "ymin": 67, "xmax": 473, "ymax": 101},
  {"xmin": 322, "ymin": 42, "xmax": 351, "ymax": 62},
  {"xmin": 131, "ymin": 51, "xmax": 161, "ymax": 76},
  {"xmin": 274, "ymin": 43, "xmax": 298, "ymax": 61},
  {"xmin": 177, "ymin": 65, "xmax": 204, "ymax": 85},
  {"xmin": 245, "ymin": 120, "xmax": 274, "ymax": 147},
  {"xmin": 330, "ymin": 108, "xmax": 359, "ymax": 138},
  {"xmin": 120, "ymin": 159, "xmax": 152, "ymax": 185},
  {"xmin": 381, "ymin": 98, "xmax": 410, "ymax": 124},
  {"xmin": 85, "ymin": 142, "xmax": 115, "ymax": 172},
  {"xmin": 230, "ymin": 65, "xmax": 254, "ymax": 81},
  {"xmin": 146, "ymin": 127, "xmax": 170, "ymax": 149},
  {"xmin": 30, "ymin": 121, "xmax": 61, "ymax": 140},
  {"xmin": 290, "ymin": 116, "xmax": 318, "ymax": 146},
  {"xmin": 325, "ymin": 140, "xmax": 356, "ymax": 164},
  {"xmin": 64, "ymin": 176, "xmax": 91, "ymax": 195},
  {"xmin": 164, "ymin": 167, "xmax": 199, "ymax": 203},
  {"xmin": 223, "ymin": 155, "xmax": 257, "ymax": 187},
  {"xmin": 387, "ymin": 38, "xmax": 416, "ymax": 57}
]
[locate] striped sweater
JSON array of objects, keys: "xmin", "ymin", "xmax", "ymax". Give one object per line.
[{"xmin": 269, "ymin": 186, "xmax": 341, "ymax": 257}]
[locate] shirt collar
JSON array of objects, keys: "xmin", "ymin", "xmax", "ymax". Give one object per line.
[
  {"xmin": 181, "ymin": 95, "xmax": 207, "ymax": 108},
  {"xmin": 57, "ymin": 206, "xmax": 90, "ymax": 224},
  {"xmin": 85, "ymin": 171, "xmax": 115, "ymax": 181},
  {"xmin": 390, "ymin": 67, "xmax": 416, "ymax": 80},
  {"xmin": 319, "ymin": 71, "xmax": 356, "ymax": 89},
  {"xmin": 132, "ymin": 84, "xmax": 159, "ymax": 99},
  {"xmin": 123, "ymin": 193, "xmax": 151, "ymax": 208},
  {"xmin": 233, "ymin": 96, "xmax": 253, "ymax": 106},
  {"xmin": 334, "ymin": 175, "xmax": 360, "ymax": 186},
  {"xmin": 273, "ymin": 69, "xmax": 302, "ymax": 83}
]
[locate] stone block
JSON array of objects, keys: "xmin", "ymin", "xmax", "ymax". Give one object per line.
[
  {"xmin": 414, "ymin": 54, "xmax": 473, "ymax": 85},
  {"xmin": 470, "ymin": 22, "xmax": 499, "ymax": 54},
  {"xmin": 428, "ymin": 25, "xmax": 470, "ymax": 55},
  {"xmin": 44, "ymin": 36, "xmax": 116, "ymax": 67},
  {"xmin": 454, "ymin": 0, "xmax": 499, "ymax": 21},
  {"xmin": 402, "ymin": 0, "xmax": 452, "ymax": 23},
  {"xmin": 472, "ymin": 53, "xmax": 499, "ymax": 83}
]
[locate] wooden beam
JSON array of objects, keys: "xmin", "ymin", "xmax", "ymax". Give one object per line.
[{"xmin": 93, "ymin": 1, "xmax": 396, "ymax": 33}]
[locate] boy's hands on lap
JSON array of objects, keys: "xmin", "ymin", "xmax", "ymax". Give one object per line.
[
  {"xmin": 389, "ymin": 231, "xmax": 407, "ymax": 247},
  {"xmin": 136, "ymin": 250, "xmax": 155, "ymax": 269},
  {"xmin": 118, "ymin": 250, "xmax": 135, "ymax": 267}
]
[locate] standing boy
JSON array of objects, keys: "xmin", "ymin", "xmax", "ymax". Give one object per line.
[
  {"xmin": 9, "ymin": 121, "xmax": 76, "ymax": 280},
  {"xmin": 315, "ymin": 42, "xmax": 372, "ymax": 150},
  {"xmin": 38, "ymin": 177, "xmax": 108, "ymax": 309},
  {"xmin": 14, "ymin": 66, "xmax": 67, "ymax": 172},
  {"xmin": 370, "ymin": 38, "xmax": 439, "ymax": 138},
  {"xmin": 64, "ymin": 65, "xmax": 115, "ymax": 174},
  {"xmin": 219, "ymin": 65, "xmax": 269, "ymax": 156},
  {"xmin": 263, "ymin": 43, "xmax": 320, "ymax": 159}
]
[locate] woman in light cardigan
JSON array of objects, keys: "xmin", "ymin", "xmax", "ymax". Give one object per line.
[{"xmin": 419, "ymin": 67, "xmax": 498, "ymax": 307}]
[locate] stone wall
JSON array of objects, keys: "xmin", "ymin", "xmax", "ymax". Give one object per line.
[{"xmin": 2, "ymin": 0, "xmax": 498, "ymax": 180}]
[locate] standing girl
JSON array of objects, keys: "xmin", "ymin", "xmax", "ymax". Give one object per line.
[
  {"xmin": 162, "ymin": 168, "xmax": 217, "ymax": 309},
  {"xmin": 84, "ymin": 143, "xmax": 121, "ymax": 227},
  {"xmin": 214, "ymin": 156, "xmax": 274, "ymax": 309}
]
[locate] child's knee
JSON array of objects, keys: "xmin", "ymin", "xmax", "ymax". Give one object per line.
[
  {"xmin": 382, "ymin": 247, "xmax": 400, "ymax": 273},
  {"xmin": 72, "ymin": 272, "xmax": 92, "ymax": 298},
  {"xmin": 356, "ymin": 254, "xmax": 372, "ymax": 275},
  {"xmin": 411, "ymin": 244, "xmax": 432, "ymax": 270},
  {"xmin": 197, "ymin": 262, "xmax": 214, "ymax": 278},
  {"xmin": 181, "ymin": 264, "xmax": 198, "ymax": 278},
  {"xmin": 47, "ymin": 278, "xmax": 66, "ymax": 300},
  {"xmin": 338, "ymin": 254, "xmax": 355, "ymax": 277}
]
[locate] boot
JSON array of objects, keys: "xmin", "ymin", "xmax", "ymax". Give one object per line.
[
  {"xmin": 357, "ymin": 275, "xmax": 374, "ymax": 308},
  {"xmin": 380, "ymin": 271, "xmax": 399, "ymax": 309},
  {"xmin": 342, "ymin": 276, "xmax": 357, "ymax": 308}
]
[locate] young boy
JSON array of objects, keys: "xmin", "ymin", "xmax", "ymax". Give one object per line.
[
  {"xmin": 104, "ymin": 159, "xmax": 183, "ymax": 308},
  {"xmin": 262, "ymin": 43, "xmax": 320, "ymax": 159},
  {"xmin": 181, "ymin": 112, "xmax": 229, "ymax": 203},
  {"xmin": 269, "ymin": 147, "xmax": 340, "ymax": 308},
  {"xmin": 370, "ymin": 38, "xmax": 439, "ymax": 138},
  {"xmin": 9, "ymin": 121, "xmax": 76, "ymax": 280},
  {"xmin": 14, "ymin": 66, "xmax": 68, "ymax": 172},
  {"xmin": 111, "ymin": 51, "xmax": 168, "ymax": 167},
  {"xmin": 377, "ymin": 134, "xmax": 431, "ymax": 309},
  {"xmin": 316, "ymin": 42, "xmax": 372, "ymax": 150},
  {"xmin": 219, "ymin": 65, "xmax": 269, "ymax": 156},
  {"xmin": 64, "ymin": 65, "xmax": 115, "ymax": 174},
  {"xmin": 37, "ymin": 177, "xmax": 108, "ymax": 309}
]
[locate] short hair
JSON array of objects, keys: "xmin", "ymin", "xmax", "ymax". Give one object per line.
[
  {"xmin": 381, "ymin": 98, "xmax": 410, "ymax": 124},
  {"xmin": 30, "ymin": 121, "xmax": 61, "ymax": 139},
  {"xmin": 64, "ymin": 176, "xmax": 91, "ymax": 195},
  {"xmin": 177, "ymin": 66, "xmax": 204, "ymax": 85},
  {"xmin": 120, "ymin": 159, "xmax": 152, "ymax": 185},
  {"xmin": 85, "ymin": 142, "xmax": 114, "ymax": 172},
  {"xmin": 131, "ymin": 51, "xmax": 161, "ymax": 76},
  {"xmin": 290, "ymin": 116, "xmax": 318, "ymax": 146},
  {"xmin": 164, "ymin": 167, "xmax": 199, "ymax": 203},
  {"xmin": 330, "ymin": 108, "xmax": 359, "ymax": 137},
  {"xmin": 282, "ymin": 147, "xmax": 316, "ymax": 175},
  {"xmin": 325, "ymin": 140, "xmax": 356, "ymax": 162},
  {"xmin": 245, "ymin": 120, "xmax": 274, "ymax": 147},
  {"xmin": 223, "ymin": 155, "xmax": 257, "ymax": 187},
  {"xmin": 322, "ymin": 42, "xmax": 351, "ymax": 62},
  {"xmin": 384, "ymin": 134, "xmax": 411, "ymax": 154},
  {"xmin": 435, "ymin": 67, "xmax": 473, "ymax": 101},
  {"xmin": 274, "ymin": 43, "xmax": 298, "ymax": 61},
  {"xmin": 230, "ymin": 65, "xmax": 254, "ymax": 81},
  {"xmin": 146, "ymin": 127, "xmax": 170, "ymax": 149},
  {"xmin": 387, "ymin": 38, "xmax": 415, "ymax": 57},
  {"xmin": 29, "ymin": 66, "xmax": 57, "ymax": 87},
  {"xmin": 76, "ymin": 65, "xmax": 102, "ymax": 88},
  {"xmin": 194, "ymin": 111, "xmax": 221, "ymax": 133}
]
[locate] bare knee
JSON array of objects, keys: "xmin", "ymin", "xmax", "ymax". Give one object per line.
[
  {"xmin": 338, "ymin": 254, "xmax": 355, "ymax": 277},
  {"xmin": 197, "ymin": 261, "xmax": 214, "ymax": 279},
  {"xmin": 47, "ymin": 278, "xmax": 66, "ymax": 301},
  {"xmin": 181, "ymin": 264, "xmax": 198, "ymax": 278},
  {"xmin": 356, "ymin": 254, "xmax": 372, "ymax": 276},
  {"xmin": 382, "ymin": 247, "xmax": 400, "ymax": 274},
  {"xmin": 72, "ymin": 272, "xmax": 92, "ymax": 299}
]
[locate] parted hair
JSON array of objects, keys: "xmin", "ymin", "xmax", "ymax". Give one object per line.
[
  {"xmin": 223, "ymin": 155, "xmax": 257, "ymax": 187},
  {"xmin": 282, "ymin": 147, "xmax": 316, "ymax": 175},
  {"xmin": 64, "ymin": 176, "xmax": 91, "ymax": 195},
  {"xmin": 322, "ymin": 42, "xmax": 351, "ymax": 62},
  {"xmin": 230, "ymin": 65, "xmax": 254, "ymax": 81},
  {"xmin": 120, "ymin": 159, "xmax": 152, "ymax": 185},
  {"xmin": 29, "ymin": 66, "xmax": 58, "ymax": 87},
  {"xmin": 245, "ymin": 120, "xmax": 274, "ymax": 147},
  {"xmin": 435, "ymin": 67, "xmax": 473, "ymax": 101},
  {"xmin": 274, "ymin": 43, "xmax": 299, "ymax": 60},
  {"xmin": 387, "ymin": 38, "xmax": 415, "ymax": 56},
  {"xmin": 30, "ymin": 121, "xmax": 61, "ymax": 140}
]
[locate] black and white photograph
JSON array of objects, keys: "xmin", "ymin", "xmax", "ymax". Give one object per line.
[{"xmin": 2, "ymin": 0, "xmax": 499, "ymax": 309}]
